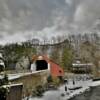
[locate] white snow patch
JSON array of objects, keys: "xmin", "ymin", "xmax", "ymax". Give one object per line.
[{"xmin": 26, "ymin": 79, "xmax": 100, "ymax": 100}]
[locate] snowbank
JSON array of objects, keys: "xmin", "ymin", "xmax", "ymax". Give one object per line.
[
  {"xmin": 26, "ymin": 80, "xmax": 100, "ymax": 100},
  {"xmin": 90, "ymin": 80, "xmax": 100, "ymax": 87},
  {"xmin": 60, "ymin": 80, "xmax": 100, "ymax": 100}
]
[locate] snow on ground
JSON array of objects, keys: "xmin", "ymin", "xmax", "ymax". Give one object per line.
[
  {"xmin": 59, "ymin": 84, "xmax": 90, "ymax": 100},
  {"xmin": 26, "ymin": 75, "xmax": 100, "ymax": 100},
  {"xmin": 1, "ymin": 72, "xmax": 100, "ymax": 100},
  {"xmin": 7, "ymin": 70, "xmax": 47, "ymax": 80},
  {"xmin": 90, "ymin": 80, "xmax": 100, "ymax": 87},
  {"xmin": 25, "ymin": 84, "xmax": 90, "ymax": 100}
]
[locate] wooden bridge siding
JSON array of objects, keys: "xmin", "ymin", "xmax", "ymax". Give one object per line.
[{"xmin": 7, "ymin": 84, "xmax": 23, "ymax": 100}]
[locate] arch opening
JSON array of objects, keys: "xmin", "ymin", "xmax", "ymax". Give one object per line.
[{"xmin": 35, "ymin": 60, "xmax": 48, "ymax": 71}]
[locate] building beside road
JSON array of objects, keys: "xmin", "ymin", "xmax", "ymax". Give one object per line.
[{"xmin": 72, "ymin": 59, "xmax": 93, "ymax": 73}]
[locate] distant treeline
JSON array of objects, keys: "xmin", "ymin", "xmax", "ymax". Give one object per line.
[{"xmin": 0, "ymin": 33, "xmax": 99, "ymax": 72}]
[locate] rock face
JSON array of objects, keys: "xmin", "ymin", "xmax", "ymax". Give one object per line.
[{"xmin": 15, "ymin": 56, "xmax": 30, "ymax": 70}]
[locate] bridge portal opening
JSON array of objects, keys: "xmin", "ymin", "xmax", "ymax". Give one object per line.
[{"xmin": 36, "ymin": 60, "xmax": 48, "ymax": 71}]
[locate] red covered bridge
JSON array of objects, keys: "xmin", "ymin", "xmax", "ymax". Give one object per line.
[{"xmin": 31, "ymin": 55, "xmax": 64, "ymax": 77}]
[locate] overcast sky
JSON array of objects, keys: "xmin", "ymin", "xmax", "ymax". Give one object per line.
[{"xmin": 0, "ymin": 0, "xmax": 100, "ymax": 44}]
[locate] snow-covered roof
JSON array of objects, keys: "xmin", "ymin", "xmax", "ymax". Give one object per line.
[
  {"xmin": 72, "ymin": 63, "xmax": 93, "ymax": 67},
  {"xmin": 3, "ymin": 83, "xmax": 23, "ymax": 88}
]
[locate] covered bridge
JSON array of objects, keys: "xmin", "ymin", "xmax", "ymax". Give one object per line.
[{"xmin": 30, "ymin": 55, "xmax": 64, "ymax": 77}]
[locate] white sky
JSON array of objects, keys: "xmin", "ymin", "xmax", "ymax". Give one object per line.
[{"xmin": 0, "ymin": 0, "xmax": 100, "ymax": 44}]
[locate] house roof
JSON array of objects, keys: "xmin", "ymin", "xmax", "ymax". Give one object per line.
[{"xmin": 72, "ymin": 63, "xmax": 93, "ymax": 67}]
